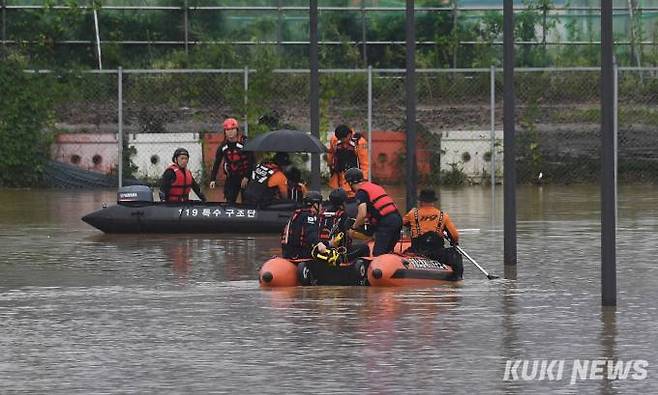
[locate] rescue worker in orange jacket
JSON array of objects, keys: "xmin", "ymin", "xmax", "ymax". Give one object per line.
[
  {"xmin": 327, "ymin": 125, "xmax": 369, "ymax": 197},
  {"xmin": 243, "ymin": 152, "xmax": 290, "ymax": 207},
  {"xmin": 209, "ymin": 118, "xmax": 254, "ymax": 204},
  {"xmin": 344, "ymin": 168, "xmax": 402, "ymax": 256},
  {"xmin": 160, "ymin": 148, "xmax": 206, "ymax": 203},
  {"xmin": 402, "ymin": 189, "xmax": 459, "ymax": 261}
]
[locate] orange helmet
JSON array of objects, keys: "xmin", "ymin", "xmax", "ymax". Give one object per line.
[{"xmin": 223, "ymin": 118, "xmax": 239, "ymax": 131}]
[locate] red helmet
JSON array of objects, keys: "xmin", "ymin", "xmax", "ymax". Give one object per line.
[{"xmin": 223, "ymin": 118, "xmax": 239, "ymax": 131}]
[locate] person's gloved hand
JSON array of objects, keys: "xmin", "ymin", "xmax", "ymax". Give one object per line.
[
  {"xmin": 326, "ymin": 248, "xmax": 341, "ymax": 266},
  {"xmin": 199, "ymin": 194, "xmax": 207, "ymax": 203},
  {"xmin": 331, "ymin": 232, "xmax": 344, "ymax": 246}
]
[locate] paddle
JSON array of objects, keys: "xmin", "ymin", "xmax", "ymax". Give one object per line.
[
  {"xmin": 454, "ymin": 245, "xmax": 499, "ymax": 280},
  {"xmin": 443, "ymin": 231, "xmax": 499, "ymax": 280}
]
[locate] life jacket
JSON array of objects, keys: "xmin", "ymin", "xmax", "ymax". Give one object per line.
[
  {"xmin": 358, "ymin": 182, "xmax": 398, "ymax": 221},
  {"xmin": 244, "ymin": 162, "xmax": 281, "ymax": 205},
  {"xmin": 166, "ymin": 163, "xmax": 193, "ymax": 202},
  {"xmin": 332, "ymin": 133, "xmax": 362, "ymax": 172},
  {"xmin": 409, "ymin": 207, "xmax": 446, "ymax": 240},
  {"xmin": 318, "ymin": 206, "xmax": 346, "ymax": 243},
  {"xmin": 408, "ymin": 208, "xmax": 447, "ymax": 257},
  {"xmin": 281, "ymin": 207, "xmax": 318, "ymax": 258},
  {"xmin": 220, "ymin": 135, "xmax": 251, "ymax": 177}
]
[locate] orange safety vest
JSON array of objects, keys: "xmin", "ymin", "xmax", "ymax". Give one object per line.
[
  {"xmin": 409, "ymin": 207, "xmax": 446, "ymax": 239},
  {"xmin": 167, "ymin": 164, "xmax": 193, "ymax": 202},
  {"xmin": 358, "ymin": 182, "xmax": 398, "ymax": 219}
]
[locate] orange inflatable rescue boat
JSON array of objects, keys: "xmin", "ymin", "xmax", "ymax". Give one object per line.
[
  {"xmin": 259, "ymin": 239, "xmax": 464, "ymax": 287},
  {"xmin": 367, "ymin": 253, "xmax": 463, "ymax": 287}
]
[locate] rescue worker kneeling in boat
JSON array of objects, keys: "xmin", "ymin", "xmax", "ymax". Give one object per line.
[
  {"xmin": 160, "ymin": 148, "xmax": 207, "ymax": 203},
  {"xmin": 281, "ymin": 190, "xmax": 346, "ymax": 266},
  {"xmin": 402, "ymin": 189, "xmax": 459, "ymax": 262},
  {"xmin": 345, "ymin": 167, "xmax": 403, "ymax": 256},
  {"xmin": 243, "ymin": 152, "xmax": 291, "ymax": 207},
  {"xmin": 319, "ymin": 188, "xmax": 370, "ymax": 262}
]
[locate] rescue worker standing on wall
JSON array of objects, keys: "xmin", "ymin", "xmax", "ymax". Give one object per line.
[
  {"xmin": 344, "ymin": 167, "xmax": 402, "ymax": 256},
  {"xmin": 160, "ymin": 148, "xmax": 206, "ymax": 203},
  {"xmin": 402, "ymin": 189, "xmax": 459, "ymax": 261},
  {"xmin": 327, "ymin": 125, "xmax": 369, "ymax": 197},
  {"xmin": 209, "ymin": 118, "xmax": 254, "ymax": 204},
  {"xmin": 281, "ymin": 191, "xmax": 327, "ymax": 259},
  {"xmin": 243, "ymin": 152, "xmax": 290, "ymax": 207}
]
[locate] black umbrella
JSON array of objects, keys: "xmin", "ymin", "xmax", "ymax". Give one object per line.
[{"xmin": 243, "ymin": 129, "xmax": 327, "ymax": 153}]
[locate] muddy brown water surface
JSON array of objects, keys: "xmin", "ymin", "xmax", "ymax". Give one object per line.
[{"xmin": 1, "ymin": 185, "xmax": 657, "ymax": 394}]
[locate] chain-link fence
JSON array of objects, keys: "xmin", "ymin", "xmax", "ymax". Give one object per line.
[{"xmin": 43, "ymin": 67, "xmax": 658, "ymax": 190}]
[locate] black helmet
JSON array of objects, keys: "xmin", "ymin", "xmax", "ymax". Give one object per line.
[
  {"xmin": 273, "ymin": 152, "xmax": 291, "ymax": 166},
  {"xmin": 344, "ymin": 167, "xmax": 364, "ymax": 184},
  {"xmin": 303, "ymin": 190, "xmax": 323, "ymax": 206},
  {"xmin": 329, "ymin": 188, "xmax": 347, "ymax": 206},
  {"xmin": 334, "ymin": 124, "xmax": 352, "ymax": 139},
  {"xmin": 172, "ymin": 147, "xmax": 190, "ymax": 162}
]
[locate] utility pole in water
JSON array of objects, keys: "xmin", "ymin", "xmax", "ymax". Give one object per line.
[
  {"xmin": 600, "ymin": 0, "xmax": 617, "ymax": 306},
  {"xmin": 503, "ymin": 0, "xmax": 517, "ymax": 279}
]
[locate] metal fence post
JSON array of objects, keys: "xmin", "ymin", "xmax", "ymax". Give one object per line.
[
  {"xmin": 93, "ymin": 7, "xmax": 102, "ymax": 70},
  {"xmin": 2, "ymin": 0, "xmax": 6, "ymax": 57},
  {"xmin": 117, "ymin": 67, "xmax": 124, "ymax": 188},
  {"xmin": 367, "ymin": 65, "xmax": 373, "ymax": 181},
  {"xmin": 184, "ymin": 0, "xmax": 189, "ymax": 55},
  {"xmin": 244, "ymin": 66, "xmax": 249, "ymax": 136},
  {"xmin": 490, "ymin": 65, "xmax": 496, "ymax": 224},
  {"xmin": 361, "ymin": 0, "xmax": 367, "ymax": 64},
  {"xmin": 613, "ymin": 61, "xmax": 618, "ymax": 225}
]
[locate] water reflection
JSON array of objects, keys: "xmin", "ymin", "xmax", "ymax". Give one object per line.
[{"xmin": 600, "ymin": 307, "xmax": 618, "ymax": 395}]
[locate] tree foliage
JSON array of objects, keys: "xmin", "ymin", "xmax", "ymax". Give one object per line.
[{"xmin": 0, "ymin": 55, "xmax": 58, "ymax": 186}]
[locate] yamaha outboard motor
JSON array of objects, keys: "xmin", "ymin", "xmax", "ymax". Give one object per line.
[{"xmin": 117, "ymin": 185, "xmax": 154, "ymax": 206}]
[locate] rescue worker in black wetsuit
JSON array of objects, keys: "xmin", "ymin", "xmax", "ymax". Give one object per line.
[
  {"xmin": 344, "ymin": 167, "xmax": 402, "ymax": 256},
  {"xmin": 209, "ymin": 118, "xmax": 254, "ymax": 204},
  {"xmin": 285, "ymin": 166, "xmax": 308, "ymax": 204},
  {"xmin": 319, "ymin": 188, "xmax": 370, "ymax": 261},
  {"xmin": 281, "ymin": 190, "xmax": 325, "ymax": 260},
  {"xmin": 160, "ymin": 148, "xmax": 206, "ymax": 203}
]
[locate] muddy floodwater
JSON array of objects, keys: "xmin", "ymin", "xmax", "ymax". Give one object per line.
[{"xmin": 1, "ymin": 185, "xmax": 656, "ymax": 393}]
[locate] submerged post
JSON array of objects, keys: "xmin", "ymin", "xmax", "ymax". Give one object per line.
[
  {"xmin": 503, "ymin": 0, "xmax": 517, "ymax": 278},
  {"xmin": 601, "ymin": 0, "xmax": 617, "ymax": 306},
  {"xmin": 309, "ymin": 0, "xmax": 321, "ymax": 190},
  {"xmin": 405, "ymin": 0, "xmax": 417, "ymax": 212}
]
